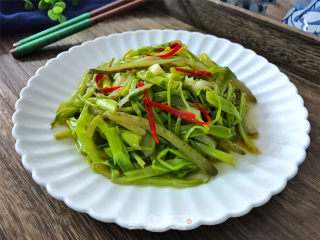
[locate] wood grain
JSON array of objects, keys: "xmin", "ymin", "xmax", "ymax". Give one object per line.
[
  {"xmin": 158, "ymin": 0, "xmax": 320, "ymax": 85},
  {"xmin": 1, "ymin": 3, "xmax": 320, "ymax": 240}
]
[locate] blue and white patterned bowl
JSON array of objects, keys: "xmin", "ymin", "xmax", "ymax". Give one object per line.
[
  {"xmin": 220, "ymin": 0, "xmax": 267, "ymax": 14},
  {"xmin": 283, "ymin": 0, "xmax": 320, "ymax": 36}
]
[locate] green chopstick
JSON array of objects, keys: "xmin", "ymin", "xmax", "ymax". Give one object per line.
[
  {"xmin": 10, "ymin": 0, "xmax": 146, "ymax": 58},
  {"xmin": 13, "ymin": 13, "xmax": 90, "ymax": 47},
  {"xmin": 11, "ymin": 18, "xmax": 92, "ymax": 57}
]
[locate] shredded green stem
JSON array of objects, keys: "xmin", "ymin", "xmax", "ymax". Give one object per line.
[
  {"xmin": 52, "ymin": 40, "xmax": 259, "ymax": 188},
  {"xmin": 167, "ymin": 74, "xmax": 173, "ymax": 131},
  {"xmin": 104, "ymin": 111, "xmax": 218, "ymax": 175}
]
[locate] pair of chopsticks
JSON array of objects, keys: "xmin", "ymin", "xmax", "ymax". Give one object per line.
[{"xmin": 10, "ymin": 0, "xmax": 146, "ymax": 58}]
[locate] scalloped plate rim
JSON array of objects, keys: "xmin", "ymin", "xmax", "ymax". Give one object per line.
[{"xmin": 12, "ymin": 29, "xmax": 310, "ymax": 232}]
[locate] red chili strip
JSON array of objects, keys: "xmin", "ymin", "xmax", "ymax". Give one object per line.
[
  {"xmin": 142, "ymin": 91, "xmax": 159, "ymax": 144},
  {"xmin": 137, "ymin": 82, "xmax": 145, "ymax": 88},
  {"xmin": 194, "ymin": 102, "xmax": 211, "ymax": 124},
  {"xmin": 95, "ymin": 74, "xmax": 123, "ymax": 94},
  {"xmin": 95, "ymin": 74, "xmax": 104, "ymax": 83},
  {"xmin": 100, "ymin": 86, "xmax": 123, "ymax": 93},
  {"xmin": 146, "ymin": 42, "xmax": 182, "ymax": 58},
  {"xmin": 175, "ymin": 67, "xmax": 212, "ymax": 77},
  {"xmin": 169, "ymin": 42, "xmax": 180, "ymax": 48},
  {"xmin": 142, "ymin": 97, "xmax": 211, "ymax": 125},
  {"xmin": 156, "ymin": 48, "xmax": 164, "ymax": 52}
]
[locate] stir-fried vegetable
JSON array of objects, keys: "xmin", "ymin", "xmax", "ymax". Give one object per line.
[{"xmin": 51, "ymin": 41, "xmax": 260, "ymax": 188}]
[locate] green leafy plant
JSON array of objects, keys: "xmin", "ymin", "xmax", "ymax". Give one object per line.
[{"xmin": 23, "ymin": 0, "xmax": 79, "ymax": 23}]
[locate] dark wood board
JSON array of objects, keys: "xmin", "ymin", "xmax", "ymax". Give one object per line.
[
  {"xmin": 158, "ymin": 0, "xmax": 320, "ymax": 85},
  {"xmin": 1, "ymin": 3, "xmax": 319, "ymax": 240}
]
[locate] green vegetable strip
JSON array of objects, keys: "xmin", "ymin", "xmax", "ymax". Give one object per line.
[
  {"xmin": 103, "ymin": 111, "xmax": 218, "ymax": 176},
  {"xmin": 136, "ymin": 101, "xmax": 145, "ymax": 113},
  {"xmin": 191, "ymin": 141, "xmax": 235, "ymax": 166},
  {"xmin": 174, "ymin": 117, "xmax": 182, "ymax": 136},
  {"xmin": 194, "ymin": 135, "xmax": 216, "ymax": 148},
  {"xmin": 205, "ymin": 90, "xmax": 221, "ymax": 124},
  {"xmin": 118, "ymin": 83, "xmax": 153, "ymax": 108},
  {"xmin": 118, "ymin": 107, "xmax": 135, "ymax": 114},
  {"xmin": 98, "ymin": 111, "xmax": 146, "ymax": 136},
  {"xmin": 206, "ymin": 125, "xmax": 235, "ymax": 138},
  {"xmin": 111, "ymin": 168, "xmax": 120, "ymax": 180},
  {"xmin": 51, "ymin": 106, "xmax": 80, "ymax": 129},
  {"xmin": 141, "ymin": 132, "xmax": 155, "ymax": 157},
  {"xmin": 96, "ymin": 99, "xmax": 118, "ymax": 113},
  {"xmin": 183, "ymin": 125, "xmax": 209, "ymax": 141},
  {"xmin": 226, "ymin": 83, "xmax": 234, "ymax": 127},
  {"xmin": 103, "ymin": 148, "xmax": 113, "ymax": 158},
  {"xmin": 153, "ymin": 109, "xmax": 165, "ymax": 126},
  {"xmin": 51, "ymin": 71, "xmax": 91, "ymax": 128},
  {"xmin": 207, "ymin": 93, "xmax": 241, "ymax": 121},
  {"xmin": 198, "ymin": 53, "xmax": 218, "ymax": 68},
  {"xmin": 94, "ymin": 116, "xmax": 134, "ymax": 172},
  {"xmin": 131, "ymin": 101, "xmax": 142, "ymax": 117},
  {"xmin": 228, "ymin": 69, "xmax": 257, "ymax": 103},
  {"xmin": 74, "ymin": 105, "xmax": 105, "ymax": 162},
  {"xmin": 238, "ymin": 93, "xmax": 260, "ymax": 153},
  {"xmin": 167, "ymin": 74, "xmax": 173, "ymax": 131},
  {"xmin": 113, "ymin": 175, "xmax": 207, "ymax": 188},
  {"xmin": 181, "ymin": 124, "xmax": 234, "ymax": 139},
  {"xmin": 91, "ymin": 162, "xmax": 111, "ymax": 179},
  {"xmin": 125, "ymin": 158, "xmax": 192, "ymax": 182},
  {"xmin": 153, "ymin": 90, "xmax": 191, "ymax": 102},
  {"xmin": 52, "ymin": 41, "xmax": 259, "ymax": 188},
  {"xmin": 131, "ymin": 152, "xmax": 146, "ymax": 168},
  {"xmin": 125, "ymin": 165, "xmax": 170, "ymax": 181},
  {"xmin": 120, "ymin": 130, "xmax": 142, "ymax": 150},
  {"xmin": 69, "ymin": 70, "xmax": 90, "ymax": 99},
  {"xmin": 218, "ymin": 139, "xmax": 245, "ymax": 155},
  {"xmin": 91, "ymin": 57, "xmax": 181, "ymax": 73},
  {"xmin": 155, "ymin": 149, "xmax": 192, "ymax": 171},
  {"xmin": 54, "ymin": 129, "xmax": 72, "ymax": 139},
  {"xmin": 160, "ymin": 111, "xmax": 169, "ymax": 121},
  {"xmin": 179, "ymin": 83, "xmax": 193, "ymax": 114},
  {"xmin": 198, "ymin": 91, "xmax": 211, "ymax": 111},
  {"xmin": 86, "ymin": 115, "xmax": 100, "ymax": 139}
]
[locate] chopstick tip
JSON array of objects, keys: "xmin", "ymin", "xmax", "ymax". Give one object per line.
[
  {"xmin": 13, "ymin": 42, "xmax": 20, "ymax": 47},
  {"xmin": 10, "ymin": 48, "xmax": 19, "ymax": 58}
]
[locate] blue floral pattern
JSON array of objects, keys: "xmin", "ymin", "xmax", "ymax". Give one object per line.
[{"xmin": 283, "ymin": 0, "xmax": 320, "ymax": 36}]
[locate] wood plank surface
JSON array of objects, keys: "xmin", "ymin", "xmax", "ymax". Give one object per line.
[
  {"xmin": 159, "ymin": 0, "xmax": 320, "ymax": 85},
  {"xmin": 1, "ymin": 3, "xmax": 319, "ymax": 240}
]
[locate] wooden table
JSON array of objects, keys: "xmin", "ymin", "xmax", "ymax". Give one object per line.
[{"xmin": 1, "ymin": 1, "xmax": 320, "ymax": 239}]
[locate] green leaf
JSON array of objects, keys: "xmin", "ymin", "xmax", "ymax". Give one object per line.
[
  {"xmin": 58, "ymin": 14, "xmax": 67, "ymax": 23},
  {"xmin": 53, "ymin": 6, "xmax": 63, "ymax": 14},
  {"xmin": 24, "ymin": 0, "xmax": 33, "ymax": 10},
  {"xmin": 48, "ymin": 9, "xmax": 58, "ymax": 21},
  {"xmin": 55, "ymin": 1, "xmax": 66, "ymax": 9},
  {"xmin": 38, "ymin": 0, "xmax": 50, "ymax": 10}
]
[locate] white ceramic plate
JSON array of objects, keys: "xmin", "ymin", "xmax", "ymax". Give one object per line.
[{"xmin": 12, "ymin": 30, "xmax": 310, "ymax": 232}]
